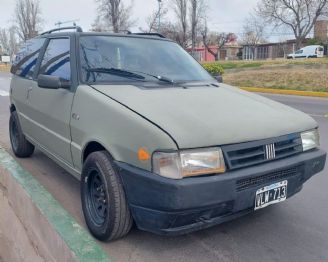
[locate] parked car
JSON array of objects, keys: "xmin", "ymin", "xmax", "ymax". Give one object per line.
[
  {"xmin": 9, "ymin": 27, "xmax": 326, "ymax": 241},
  {"xmin": 287, "ymin": 45, "xmax": 324, "ymax": 59}
]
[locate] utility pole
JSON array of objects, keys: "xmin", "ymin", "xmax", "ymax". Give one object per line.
[{"xmin": 157, "ymin": 0, "xmax": 162, "ymax": 32}]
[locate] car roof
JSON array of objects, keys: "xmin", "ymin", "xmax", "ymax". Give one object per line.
[
  {"xmin": 37, "ymin": 30, "xmax": 173, "ymax": 42},
  {"xmin": 302, "ymin": 45, "xmax": 322, "ymax": 48}
]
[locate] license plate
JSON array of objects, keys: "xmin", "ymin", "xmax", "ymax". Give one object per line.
[{"xmin": 254, "ymin": 180, "xmax": 288, "ymax": 210}]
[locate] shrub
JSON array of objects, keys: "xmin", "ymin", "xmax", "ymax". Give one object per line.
[{"xmin": 202, "ymin": 63, "xmax": 224, "ymax": 75}]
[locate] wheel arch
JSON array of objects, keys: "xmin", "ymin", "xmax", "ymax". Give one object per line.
[{"xmin": 82, "ymin": 140, "xmax": 115, "ymax": 164}]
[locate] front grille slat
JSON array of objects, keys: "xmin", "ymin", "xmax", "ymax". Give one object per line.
[
  {"xmin": 275, "ymin": 142, "xmax": 300, "ymax": 151},
  {"xmin": 228, "ymin": 149, "xmax": 264, "ymax": 161},
  {"xmin": 222, "ymin": 133, "xmax": 302, "ymax": 170}
]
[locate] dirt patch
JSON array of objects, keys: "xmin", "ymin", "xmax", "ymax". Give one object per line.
[{"xmin": 0, "ymin": 64, "xmax": 10, "ymax": 72}]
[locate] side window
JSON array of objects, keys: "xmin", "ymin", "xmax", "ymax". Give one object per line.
[
  {"xmin": 11, "ymin": 38, "xmax": 45, "ymax": 79},
  {"xmin": 39, "ymin": 38, "xmax": 71, "ymax": 82}
]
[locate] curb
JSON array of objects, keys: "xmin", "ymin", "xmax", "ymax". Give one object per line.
[
  {"xmin": 0, "ymin": 147, "xmax": 111, "ymax": 262},
  {"xmin": 240, "ymin": 87, "xmax": 328, "ymax": 98}
]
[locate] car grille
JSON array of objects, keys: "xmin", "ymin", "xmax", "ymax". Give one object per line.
[
  {"xmin": 222, "ymin": 133, "xmax": 303, "ymax": 170},
  {"xmin": 236, "ymin": 166, "xmax": 302, "ymax": 191}
]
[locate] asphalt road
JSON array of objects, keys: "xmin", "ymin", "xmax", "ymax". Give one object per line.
[{"xmin": 0, "ymin": 71, "xmax": 328, "ymax": 262}]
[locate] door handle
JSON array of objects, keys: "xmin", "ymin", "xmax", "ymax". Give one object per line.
[{"xmin": 26, "ymin": 86, "xmax": 33, "ymax": 100}]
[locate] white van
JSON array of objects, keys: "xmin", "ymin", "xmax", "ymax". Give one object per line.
[{"xmin": 287, "ymin": 45, "xmax": 324, "ymax": 59}]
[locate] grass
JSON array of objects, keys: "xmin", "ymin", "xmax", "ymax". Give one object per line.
[
  {"xmin": 205, "ymin": 58, "xmax": 328, "ymax": 92},
  {"xmin": 224, "ymin": 67, "xmax": 328, "ymax": 92}
]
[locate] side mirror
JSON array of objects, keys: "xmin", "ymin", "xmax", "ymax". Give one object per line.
[
  {"xmin": 214, "ymin": 75, "xmax": 223, "ymax": 83},
  {"xmin": 37, "ymin": 74, "xmax": 70, "ymax": 89}
]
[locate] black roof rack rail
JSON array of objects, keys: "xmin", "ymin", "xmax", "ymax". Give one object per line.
[
  {"xmin": 94, "ymin": 29, "xmax": 132, "ymax": 34},
  {"xmin": 41, "ymin": 26, "xmax": 83, "ymax": 35},
  {"xmin": 132, "ymin": 33, "xmax": 166, "ymax": 38}
]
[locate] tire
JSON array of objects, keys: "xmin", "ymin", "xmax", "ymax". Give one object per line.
[
  {"xmin": 81, "ymin": 151, "xmax": 133, "ymax": 241},
  {"xmin": 9, "ymin": 111, "xmax": 35, "ymax": 158}
]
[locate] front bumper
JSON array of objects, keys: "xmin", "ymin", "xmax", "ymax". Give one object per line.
[{"xmin": 115, "ymin": 149, "xmax": 326, "ymax": 235}]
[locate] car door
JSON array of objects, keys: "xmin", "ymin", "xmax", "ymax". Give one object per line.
[
  {"xmin": 10, "ymin": 38, "xmax": 46, "ymax": 133},
  {"xmin": 294, "ymin": 49, "xmax": 303, "ymax": 58},
  {"xmin": 26, "ymin": 37, "xmax": 74, "ymax": 166}
]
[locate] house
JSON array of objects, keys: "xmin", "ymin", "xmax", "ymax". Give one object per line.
[
  {"xmin": 186, "ymin": 38, "xmax": 241, "ymax": 62},
  {"xmin": 242, "ymin": 39, "xmax": 309, "ymax": 60},
  {"xmin": 243, "ymin": 18, "xmax": 328, "ymax": 60}
]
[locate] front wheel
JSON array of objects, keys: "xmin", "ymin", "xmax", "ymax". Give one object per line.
[
  {"xmin": 81, "ymin": 151, "xmax": 133, "ymax": 241},
  {"xmin": 9, "ymin": 111, "xmax": 35, "ymax": 158}
]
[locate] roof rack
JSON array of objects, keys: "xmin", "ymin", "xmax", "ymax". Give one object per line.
[
  {"xmin": 132, "ymin": 33, "xmax": 166, "ymax": 38},
  {"xmin": 41, "ymin": 26, "xmax": 83, "ymax": 35}
]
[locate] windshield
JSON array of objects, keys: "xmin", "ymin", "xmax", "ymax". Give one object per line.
[{"xmin": 79, "ymin": 35, "xmax": 213, "ymax": 84}]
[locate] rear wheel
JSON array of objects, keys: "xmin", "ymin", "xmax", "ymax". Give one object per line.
[
  {"xmin": 81, "ymin": 151, "xmax": 133, "ymax": 241},
  {"xmin": 9, "ymin": 111, "xmax": 35, "ymax": 158}
]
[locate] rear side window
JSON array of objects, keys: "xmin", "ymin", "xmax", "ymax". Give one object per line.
[
  {"xmin": 318, "ymin": 47, "xmax": 324, "ymax": 52},
  {"xmin": 38, "ymin": 38, "xmax": 71, "ymax": 82},
  {"xmin": 11, "ymin": 38, "xmax": 45, "ymax": 79}
]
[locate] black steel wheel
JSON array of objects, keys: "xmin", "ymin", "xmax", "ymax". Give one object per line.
[
  {"xmin": 9, "ymin": 111, "xmax": 35, "ymax": 158},
  {"xmin": 86, "ymin": 169, "xmax": 108, "ymax": 226},
  {"xmin": 81, "ymin": 151, "xmax": 133, "ymax": 241}
]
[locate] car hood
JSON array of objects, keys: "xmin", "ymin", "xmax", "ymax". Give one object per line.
[{"xmin": 92, "ymin": 83, "xmax": 317, "ymax": 149}]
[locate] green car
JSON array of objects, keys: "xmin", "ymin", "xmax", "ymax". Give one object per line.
[{"xmin": 9, "ymin": 26, "xmax": 326, "ymax": 241}]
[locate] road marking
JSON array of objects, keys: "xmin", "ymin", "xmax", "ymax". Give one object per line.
[{"xmin": 0, "ymin": 90, "xmax": 9, "ymax": 96}]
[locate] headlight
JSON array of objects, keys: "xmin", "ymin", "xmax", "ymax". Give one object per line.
[
  {"xmin": 152, "ymin": 148, "xmax": 226, "ymax": 179},
  {"xmin": 301, "ymin": 129, "xmax": 320, "ymax": 151}
]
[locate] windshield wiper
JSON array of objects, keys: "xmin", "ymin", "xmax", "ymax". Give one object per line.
[
  {"xmin": 86, "ymin": 67, "xmax": 175, "ymax": 84},
  {"xmin": 86, "ymin": 67, "xmax": 146, "ymax": 81},
  {"xmin": 129, "ymin": 70, "xmax": 175, "ymax": 84},
  {"xmin": 147, "ymin": 74, "xmax": 175, "ymax": 84}
]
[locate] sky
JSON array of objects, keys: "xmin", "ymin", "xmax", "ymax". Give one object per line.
[
  {"xmin": 0, "ymin": 0, "xmax": 260, "ymax": 36},
  {"xmin": 1, "ymin": 0, "xmax": 305, "ymax": 43}
]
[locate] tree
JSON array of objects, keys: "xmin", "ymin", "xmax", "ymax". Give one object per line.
[
  {"xmin": 189, "ymin": 0, "xmax": 206, "ymax": 51},
  {"xmin": 201, "ymin": 20, "xmax": 237, "ymax": 60},
  {"xmin": 0, "ymin": 29, "xmax": 10, "ymax": 55},
  {"xmin": 93, "ymin": 0, "xmax": 135, "ymax": 33},
  {"xmin": 241, "ymin": 15, "xmax": 267, "ymax": 60},
  {"xmin": 144, "ymin": 6, "xmax": 169, "ymax": 33},
  {"xmin": 257, "ymin": 0, "xmax": 328, "ymax": 49},
  {"xmin": 91, "ymin": 16, "xmax": 108, "ymax": 32},
  {"xmin": 14, "ymin": 0, "xmax": 42, "ymax": 41},
  {"xmin": 172, "ymin": 0, "xmax": 189, "ymax": 48},
  {"xmin": 0, "ymin": 27, "xmax": 18, "ymax": 57}
]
